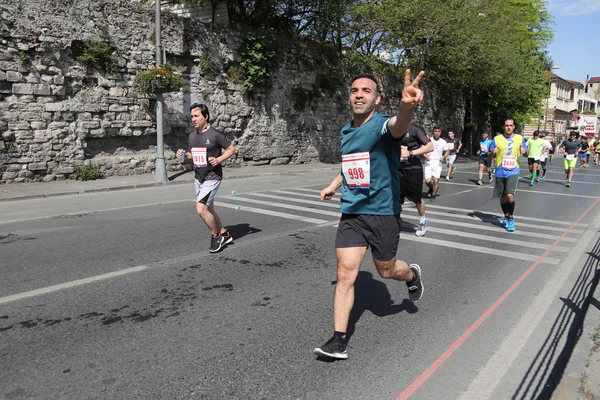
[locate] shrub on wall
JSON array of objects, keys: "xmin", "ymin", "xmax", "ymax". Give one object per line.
[
  {"xmin": 71, "ymin": 40, "xmax": 117, "ymax": 74},
  {"xmin": 240, "ymin": 33, "xmax": 276, "ymax": 94},
  {"xmin": 70, "ymin": 165, "xmax": 105, "ymax": 181}
]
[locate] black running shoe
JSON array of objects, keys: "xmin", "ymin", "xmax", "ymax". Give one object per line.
[
  {"xmin": 313, "ymin": 335, "xmax": 348, "ymax": 360},
  {"xmin": 221, "ymin": 230, "xmax": 234, "ymax": 245},
  {"xmin": 407, "ymin": 264, "xmax": 424, "ymax": 302},
  {"xmin": 209, "ymin": 235, "xmax": 224, "ymax": 253}
]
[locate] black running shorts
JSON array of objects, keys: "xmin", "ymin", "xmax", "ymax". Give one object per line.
[
  {"xmin": 398, "ymin": 167, "xmax": 423, "ymax": 204},
  {"xmin": 527, "ymin": 157, "xmax": 539, "ymax": 166},
  {"xmin": 479, "ymin": 157, "xmax": 491, "ymax": 167},
  {"xmin": 335, "ymin": 214, "xmax": 401, "ymax": 261}
]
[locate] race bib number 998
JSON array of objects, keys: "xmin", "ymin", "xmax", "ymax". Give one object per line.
[{"xmin": 342, "ymin": 152, "xmax": 370, "ymax": 189}]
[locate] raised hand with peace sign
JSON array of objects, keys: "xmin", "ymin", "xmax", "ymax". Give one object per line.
[
  {"xmin": 402, "ymin": 69, "xmax": 425, "ymax": 106},
  {"xmin": 387, "ymin": 69, "xmax": 425, "ymax": 139}
]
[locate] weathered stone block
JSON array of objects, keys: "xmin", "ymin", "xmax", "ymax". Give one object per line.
[
  {"xmin": 0, "ymin": 71, "xmax": 6, "ymax": 81},
  {"xmin": 29, "ymin": 143, "xmax": 43, "ymax": 152},
  {"xmin": 109, "ymin": 87, "xmax": 127, "ymax": 96},
  {"xmin": 53, "ymin": 75, "xmax": 65, "ymax": 85},
  {"xmin": 34, "ymin": 130, "xmax": 50, "ymax": 141},
  {"xmin": 48, "ymin": 66, "xmax": 62, "ymax": 75},
  {"xmin": 78, "ymin": 112, "xmax": 92, "ymax": 121},
  {"xmin": 270, "ymin": 157, "xmax": 291, "ymax": 166},
  {"xmin": 36, "ymin": 96, "xmax": 55, "ymax": 104},
  {"xmin": 10, "ymin": 122, "xmax": 30, "ymax": 130},
  {"xmin": 82, "ymin": 104, "xmax": 101, "ymax": 112},
  {"xmin": 30, "ymin": 121, "xmax": 47, "ymax": 129},
  {"xmin": 33, "ymin": 63, "xmax": 49, "ymax": 74},
  {"xmin": 45, "ymin": 103, "xmax": 64, "ymax": 112},
  {"xmin": 52, "ymin": 86, "xmax": 66, "ymax": 95},
  {"xmin": 2, "ymin": 171, "xmax": 19, "ymax": 180},
  {"xmin": 119, "ymin": 127, "xmax": 133, "ymax": 136},
  {"xmin": 33, "ymin": 84, "xmax": 51, "ymax": 95},
  {"xmin": 12, "ymin": 83, "xmax": 33, "ymax": 94},
  {"xmin": 28, "ymin": 162, "xmax": 48, "ymax": 171},
  {"xmin": 78, "ymin": 121, "xmax": 100, "ymax": 129},
  {"xmin": 6, "ymin": 71, "xmax": 23, "ymax": 82},
  {"xmin": 129, "ymin": 120, "xmax": 152, "ymax": 128},
  {"xmin": 56, "ymin": 166, "xmax": 74, "ymax": 174},
  {"xmin": 109, "ymin": 104, "xmax": 128, "ymax": 112},
  {"xmin": 89, "ymin": 129, "xmax": 105, "ymax": 137},
  {"xmin": 0, "ymin": 61, "xmax": 19, "ymax": 71},
  {"xmin": 2, "ymin": 131, "xmax": 14, "ymax": 140}
]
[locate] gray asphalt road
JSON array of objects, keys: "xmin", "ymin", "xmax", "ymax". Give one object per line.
[{"xmin": 1, "ymin": 160, "xmax": 599, "ymax": 399}]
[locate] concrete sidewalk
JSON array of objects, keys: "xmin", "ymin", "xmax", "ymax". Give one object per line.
[{"xmin": 0, "ymin": 162, "xmax": 340, "ymax": 202}]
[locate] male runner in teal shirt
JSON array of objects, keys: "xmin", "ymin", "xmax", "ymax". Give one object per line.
[{"xmin": 314, "ymin": 70, "xmax": 426, "ymax": 360}]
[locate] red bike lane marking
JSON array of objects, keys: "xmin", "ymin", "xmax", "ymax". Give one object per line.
[{"xmin": 397, "ymin": 196, "xmax": 600, "ymax": 400}]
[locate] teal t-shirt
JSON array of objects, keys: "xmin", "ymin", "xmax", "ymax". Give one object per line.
[{"xmin": 339, "ymin": 113, "xmax": 401, "ymax": 215}]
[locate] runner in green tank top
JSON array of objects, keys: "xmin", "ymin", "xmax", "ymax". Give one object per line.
[{"xmin": 525, "ymin": 130, "xmax": 545, "ymax": 186}]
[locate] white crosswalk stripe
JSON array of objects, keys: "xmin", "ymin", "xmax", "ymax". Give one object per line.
[{"xmin": 217, "ymin": 185, "xmax": 584, "ymax": 265}]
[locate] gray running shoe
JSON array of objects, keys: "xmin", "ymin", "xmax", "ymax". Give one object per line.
[
  {"xmin": 407, "ymin": 264, "xmax": 424, "ymax": 302},
  {"xmin": 415, "ymin": 220, "xmax": 428, "ymax": 237}
]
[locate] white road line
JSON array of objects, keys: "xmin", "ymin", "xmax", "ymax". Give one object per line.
[
  {"xmin": 252, "ymin": 191, "xmax": 582, "ymax": 234},
  {"xmin": 401, "ymin": 225, "xmax": 569, "ymax": 252},
  {"xmin": 0, "ymin": 266, "xmax": 147, "ymax": 305},
  {"xmin": 285, "ymin": 188, "xmax": 588, "ymax": 228},
  {"xmin": 404, "ymin": 203, "xmax": 587, "ymax": 227},
  {"xmin": 0, "ymin": 199, "xmax": 193, "ymax": 225},
  {"xmin": 243, "ymin": 191, "xmax": 576, "ymax": 244},
  {"xmin": 219, "ymin": 195, "xmax": 340, "ymax": 218},
  {"xmin": 217, "ymin": 202, "xmax": 329, "ymax": 224},
  {"xmin": 423, "ymin": 217, "xmax": 576, "ymax": 242},
  {"xmin": 454, "ymin": 170, "xmax": 600, "ymax": 184},
  {"xmin": 514, "ymin": 189, "xmax": 599, "ymax": 199},
  {"xmin": 400, "ymin": 236, "xmax": 560, "ymax": 265}
]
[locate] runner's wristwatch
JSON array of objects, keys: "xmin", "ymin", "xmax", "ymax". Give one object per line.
[{"xmin": 409, "ymin": 150, "xmax": 414, "ymax": 157}]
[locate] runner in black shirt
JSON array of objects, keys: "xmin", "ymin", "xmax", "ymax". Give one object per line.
[
  {"xmin": 398, "ymin": 122, "xmax": 433, "ymax": 237},
  {"xmin": 177, "ymin": 104, "xmax": 236, "ymax": 253},
  {"xmin": 444, "ymin": 130, "xmax": 462, "ymax": 181}
]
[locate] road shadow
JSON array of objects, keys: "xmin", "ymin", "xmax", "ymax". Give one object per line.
[
  {"xmin": 511, "ymin": 235, "xmax": 600, "ymax": 399},
  {"xmin": 226, "ymin": 223, "xmax": 262, "ymax": 241},
  {"xmin": 468, "ymin": 178, "xmax": 487, "ymax": 185},
  {"xmin": 168, "ymin": 167, "xmax": 192, "ymax": 181},
  {"xmin": 467, "ymin": 211, "xmax": 502, "ymax": 227},
  {"xmin": 346, "ymin": 271, "xmax": 418, "ymax": 340}
]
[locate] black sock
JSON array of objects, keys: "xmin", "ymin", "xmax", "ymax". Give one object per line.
[
  {"xmin": 334, "ymin": 331, "xmax": 347, "ymax": 341},
  {"xmin": 500, "ymin": 202, "xmax": 510, "ymax": 217},
  {"xmin": 507, "ymin": 201, "xmax": 515, "ymax": 218}
]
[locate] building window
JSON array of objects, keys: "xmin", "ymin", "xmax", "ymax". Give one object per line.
[{"xmin": 570, "ymin": 88, "xmax": 574, "ymax": 100}]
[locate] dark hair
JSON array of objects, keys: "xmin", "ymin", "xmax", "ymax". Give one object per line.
[
  {"xmin": 533, "ymin": 130, "xmax": 540, "ymax": 136},
  {"xmin": 569, "ymin": 130, "xmax": 578, "ymax": 136},
  {"xmin": 433, "ymin": 126, "xmax": 442, "ymax": 131},
  {"xmin": 190, "ymin": 103, "xmax": 209, "ymax": 122},
  {"xmin": 350, "ymin": 74, "xmax": 380, "ymax": 94}
]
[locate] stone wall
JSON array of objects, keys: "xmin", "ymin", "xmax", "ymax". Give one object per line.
[{"xmin": 0, "ymin": 0, "xmax": 465, "ymax": 183}]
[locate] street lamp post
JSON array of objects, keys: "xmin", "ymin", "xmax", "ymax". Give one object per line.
[{"xmin": 154, "ymin": 0, "xmax": 168, "ymax": 184}]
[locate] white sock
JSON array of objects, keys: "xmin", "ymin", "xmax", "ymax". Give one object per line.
[{"xmin": 419, "ymin": 215, "xmax": 426, "ymax": 224}]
